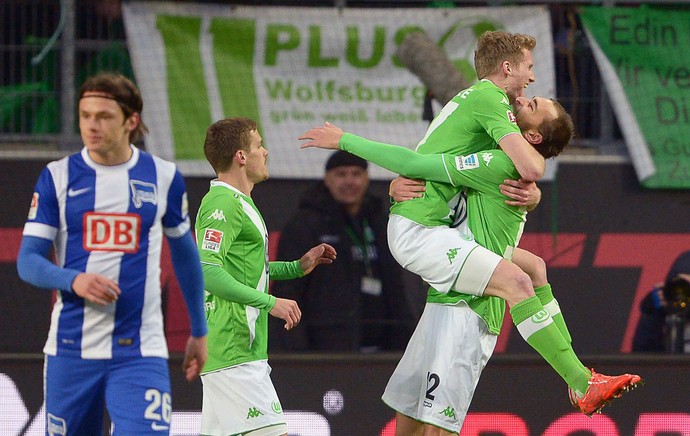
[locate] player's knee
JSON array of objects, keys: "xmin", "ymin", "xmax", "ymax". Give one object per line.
[
  {"xmin": 498, "ymin": 269, "xmax": 534, "ymax": 306},
  {"xmin": 531, "ymin": 255, "xmax": 548, "ymax": 286},
  {"xmin": 486, "ymin": 262, "xmax": 534, "ymax": 304}
]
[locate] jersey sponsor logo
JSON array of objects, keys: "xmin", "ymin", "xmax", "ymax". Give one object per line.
[
  {"xmin": 83, "ymin": 212, "xmax": 141, "ymax": 253},
  {"xmin": 67, "ymin": 186, "xmax": 91, "ymax": 197},
  {"xmin": 130, "ymin": 180, "xmax": 157, "ymax": 208},
  {"xmin": 28, "ymin": 192, "xmax": 39, "ymax": 220},
  {"xmin": 47, "ymin": 413, "xmax": 67, "ymax": 435},
  {"xmin": 209, "ymin": 209, "xmax": 227, "ymax": 222},
  {"xmin": 247, "ymin": 407, "xmax": 264, "ymax": 419},
  {"xmin": 454, "ymin": 154, "xmax": 479, "ymax": 171},
  {"xmin": 507, "ymin": 109, "xmax": 516, "ymax": 123},
  {"xmin": 481, "ymin": 152, "xmax": 494, "ymax": 166},
  {"xmin": 201, "ymin": 228, "xmax": 223, "ymax": 252}
]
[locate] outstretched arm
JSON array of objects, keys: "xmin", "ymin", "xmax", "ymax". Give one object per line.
[{"xmin": 300, "ymin": 123, "xmax": 453, "ymax": 184}]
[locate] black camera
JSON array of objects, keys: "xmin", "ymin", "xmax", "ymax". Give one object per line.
[
  {"xmin": 662, "ymin": 277, "xmax": 690, "ymax": 353},
  {"xmin": 662, "ymin": 276, "xmax": 690, "ymax": 316}
]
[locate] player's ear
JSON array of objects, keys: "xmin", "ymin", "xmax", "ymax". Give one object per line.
[
  {"xmin": 235, "ymin": 150, "xmax": 247, "ymax": 165},
  {"xmin": 523, "ymin": 130, "xmax": 543, "ymax": 145},
  {"xmin": 124, "ymin": 112, "xmax": 140, "ymax": 133},
  {"xmin": 501, "ymin": 60, "xmax": 511, "ymax": 76}
]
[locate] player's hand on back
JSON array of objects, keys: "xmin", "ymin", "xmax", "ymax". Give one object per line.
[
  {"xmin": 500, "ymin": 178, "xmax": 541, "ymax": 210},
  {"xmin": 270, "ymin": 298, "xmax": 302, "ymax": 331},
  {"xmin": 72, "ymin": 273, "xmax": 121, "ymax": 305},
  {"xmin": 389, "ymin": 176, "xmax": 425, "ymax": 202}
]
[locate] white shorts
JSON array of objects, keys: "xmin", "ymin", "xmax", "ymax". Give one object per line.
[
  {"xmin": 382, "ymin": 303, "xmax": 497, "ymax": 433},
  {"xmin": 201, "ymin": 360, "xmax": 287, "ymax": 436},
  {"xmin": 387, "ymin": 215, "xmax": 502, "ymax": 295}
]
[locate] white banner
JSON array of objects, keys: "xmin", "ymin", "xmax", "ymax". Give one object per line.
[{"xmin": 123, "ymin": 3, "xmax": 555, "ymax": 179}]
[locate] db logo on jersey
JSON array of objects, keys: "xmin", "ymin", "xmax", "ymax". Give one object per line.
[{"xmin": 83, "ymin": 212, "xmax": 141, "ymax": 253}]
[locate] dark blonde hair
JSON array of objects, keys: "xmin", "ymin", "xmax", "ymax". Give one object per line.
[
  {"xmin": 79, "ymin": 72, "xmax": 148, "ymax": 143},
  {"xmin": 204, "ymin": 117, "xmax": 258, "ymax": 174},
  {"xmin": 474, "ymin": 31, "xmax": 536, "ymax": 79}
]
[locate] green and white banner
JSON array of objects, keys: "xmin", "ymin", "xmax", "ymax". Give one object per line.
[
  {"xmin": 123, "ymin": 3, "xmax": 554, "ymax": 179},
  {"xmin": 581, "ymin": 6, "xmax": 690, "ymax": 189}
]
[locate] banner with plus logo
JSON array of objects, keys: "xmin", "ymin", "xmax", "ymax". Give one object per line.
[{"xmin": 122, "ymin": 3, "xmax": 555, "ymax": 179}]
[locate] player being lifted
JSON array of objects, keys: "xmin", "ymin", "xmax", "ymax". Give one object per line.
[{"xmin": 299, "ymin": 112, "xmax": 642, "ymax": 434}]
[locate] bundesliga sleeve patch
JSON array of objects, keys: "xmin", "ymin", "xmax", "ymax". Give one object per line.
[
  {"xmin": 202, "ymin": 228, "xmax": 223, "ymax": 252},
  {"xmin": 507, "ymin": 110, "xmax": 516, "ymax": 123},
  {"xmin": 454, "ymin": 154, "xmax": 480, "ymax": 171},
  {"xmin": 28, "ymin": 192, "xmax": 39, "ymax": 220}
]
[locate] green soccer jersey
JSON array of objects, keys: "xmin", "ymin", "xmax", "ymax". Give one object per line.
[
  {"xmin": 390, "ymin": 79, "xmax": 520, "ymax": 227},
  {"xmin": 196, "ymin": 180, "xmax": 302, "ymax": 372},
  {"xmin": 341, "ymin": 135, "xmax": 527, "ymax": 333}
]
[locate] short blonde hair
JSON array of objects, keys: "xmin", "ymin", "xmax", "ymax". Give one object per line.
[{"xmin": 474, "ymin": 31, "xmax": 536, "ymax": 79}]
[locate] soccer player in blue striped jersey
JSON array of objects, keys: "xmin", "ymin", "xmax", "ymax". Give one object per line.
[{"xmin": 17, "ymin": 72, "xmax": 208, "ymax": 435}]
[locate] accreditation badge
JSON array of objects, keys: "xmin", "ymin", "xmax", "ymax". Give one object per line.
[{"xmin": 361, "ymin": 276, "xmax": 382, "ymax": 296}]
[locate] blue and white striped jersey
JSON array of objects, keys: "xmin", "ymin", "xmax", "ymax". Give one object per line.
[{"xmin": 22, "ymin": 145, "xmax": 190, "ymax": 359}]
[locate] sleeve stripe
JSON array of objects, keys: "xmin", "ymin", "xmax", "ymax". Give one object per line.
[
  {"xmin": 440, "ymin": 154, "xmax": 457, "ymax": 187},
  {"xmin": 23, "ymin": 222, "xmax": 57, "ymax": 240}
]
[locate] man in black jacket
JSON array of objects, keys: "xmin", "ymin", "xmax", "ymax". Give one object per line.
[
  {"xmin": 270, "ymin": 151, "xmax": 414, "ymax": 352},
  {"xmin": 633, "ymin": 250, "xmax": 690, "ymax": 353}
]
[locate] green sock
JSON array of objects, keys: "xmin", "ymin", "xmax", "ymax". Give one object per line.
[
  {"xmin": 534, "ymin": 284, "xmax": 572, "ymax": 344},
  {"xmin": 511, "ymin": 296, "xmax": 591, "ymax": 395}
]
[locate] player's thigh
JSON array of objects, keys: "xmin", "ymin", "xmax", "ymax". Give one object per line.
[
  {"xmin": 426, "ymin": 305, "xmax": 496, "ymax": 431},
  {"xmin": 451, "ymin": 244, "xmax": 503, "ymax": 297},
  {"xmin": 385, "ymin": 304, "xmax": 496, "ymax": 434},
  {"xmin": 383, "ymin": 304, "xmax": 438, "ymax": 413},
  {"xmin": 106, "ymin": 357, "xmax": 172, "ymax": 435},
  {"xmin": 201, "ymin": 360, "xmax": 286, "ymax": 436},
  {"xmin": 45, "ymin": 355, "xmax": 107, "ymax": 435},
  {"xmin": 388, "ymin": 215, "xmax": 484, "ymax": 294}
]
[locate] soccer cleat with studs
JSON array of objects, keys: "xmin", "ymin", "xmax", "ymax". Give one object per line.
[{"xmin": 568, "ymin": 369, "xmax": 643, "ymax": 416}]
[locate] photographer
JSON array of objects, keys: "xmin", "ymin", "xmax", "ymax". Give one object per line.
[{"xmin": 633, "ymin": 250, "xmax": 690, "ymax": 353}]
